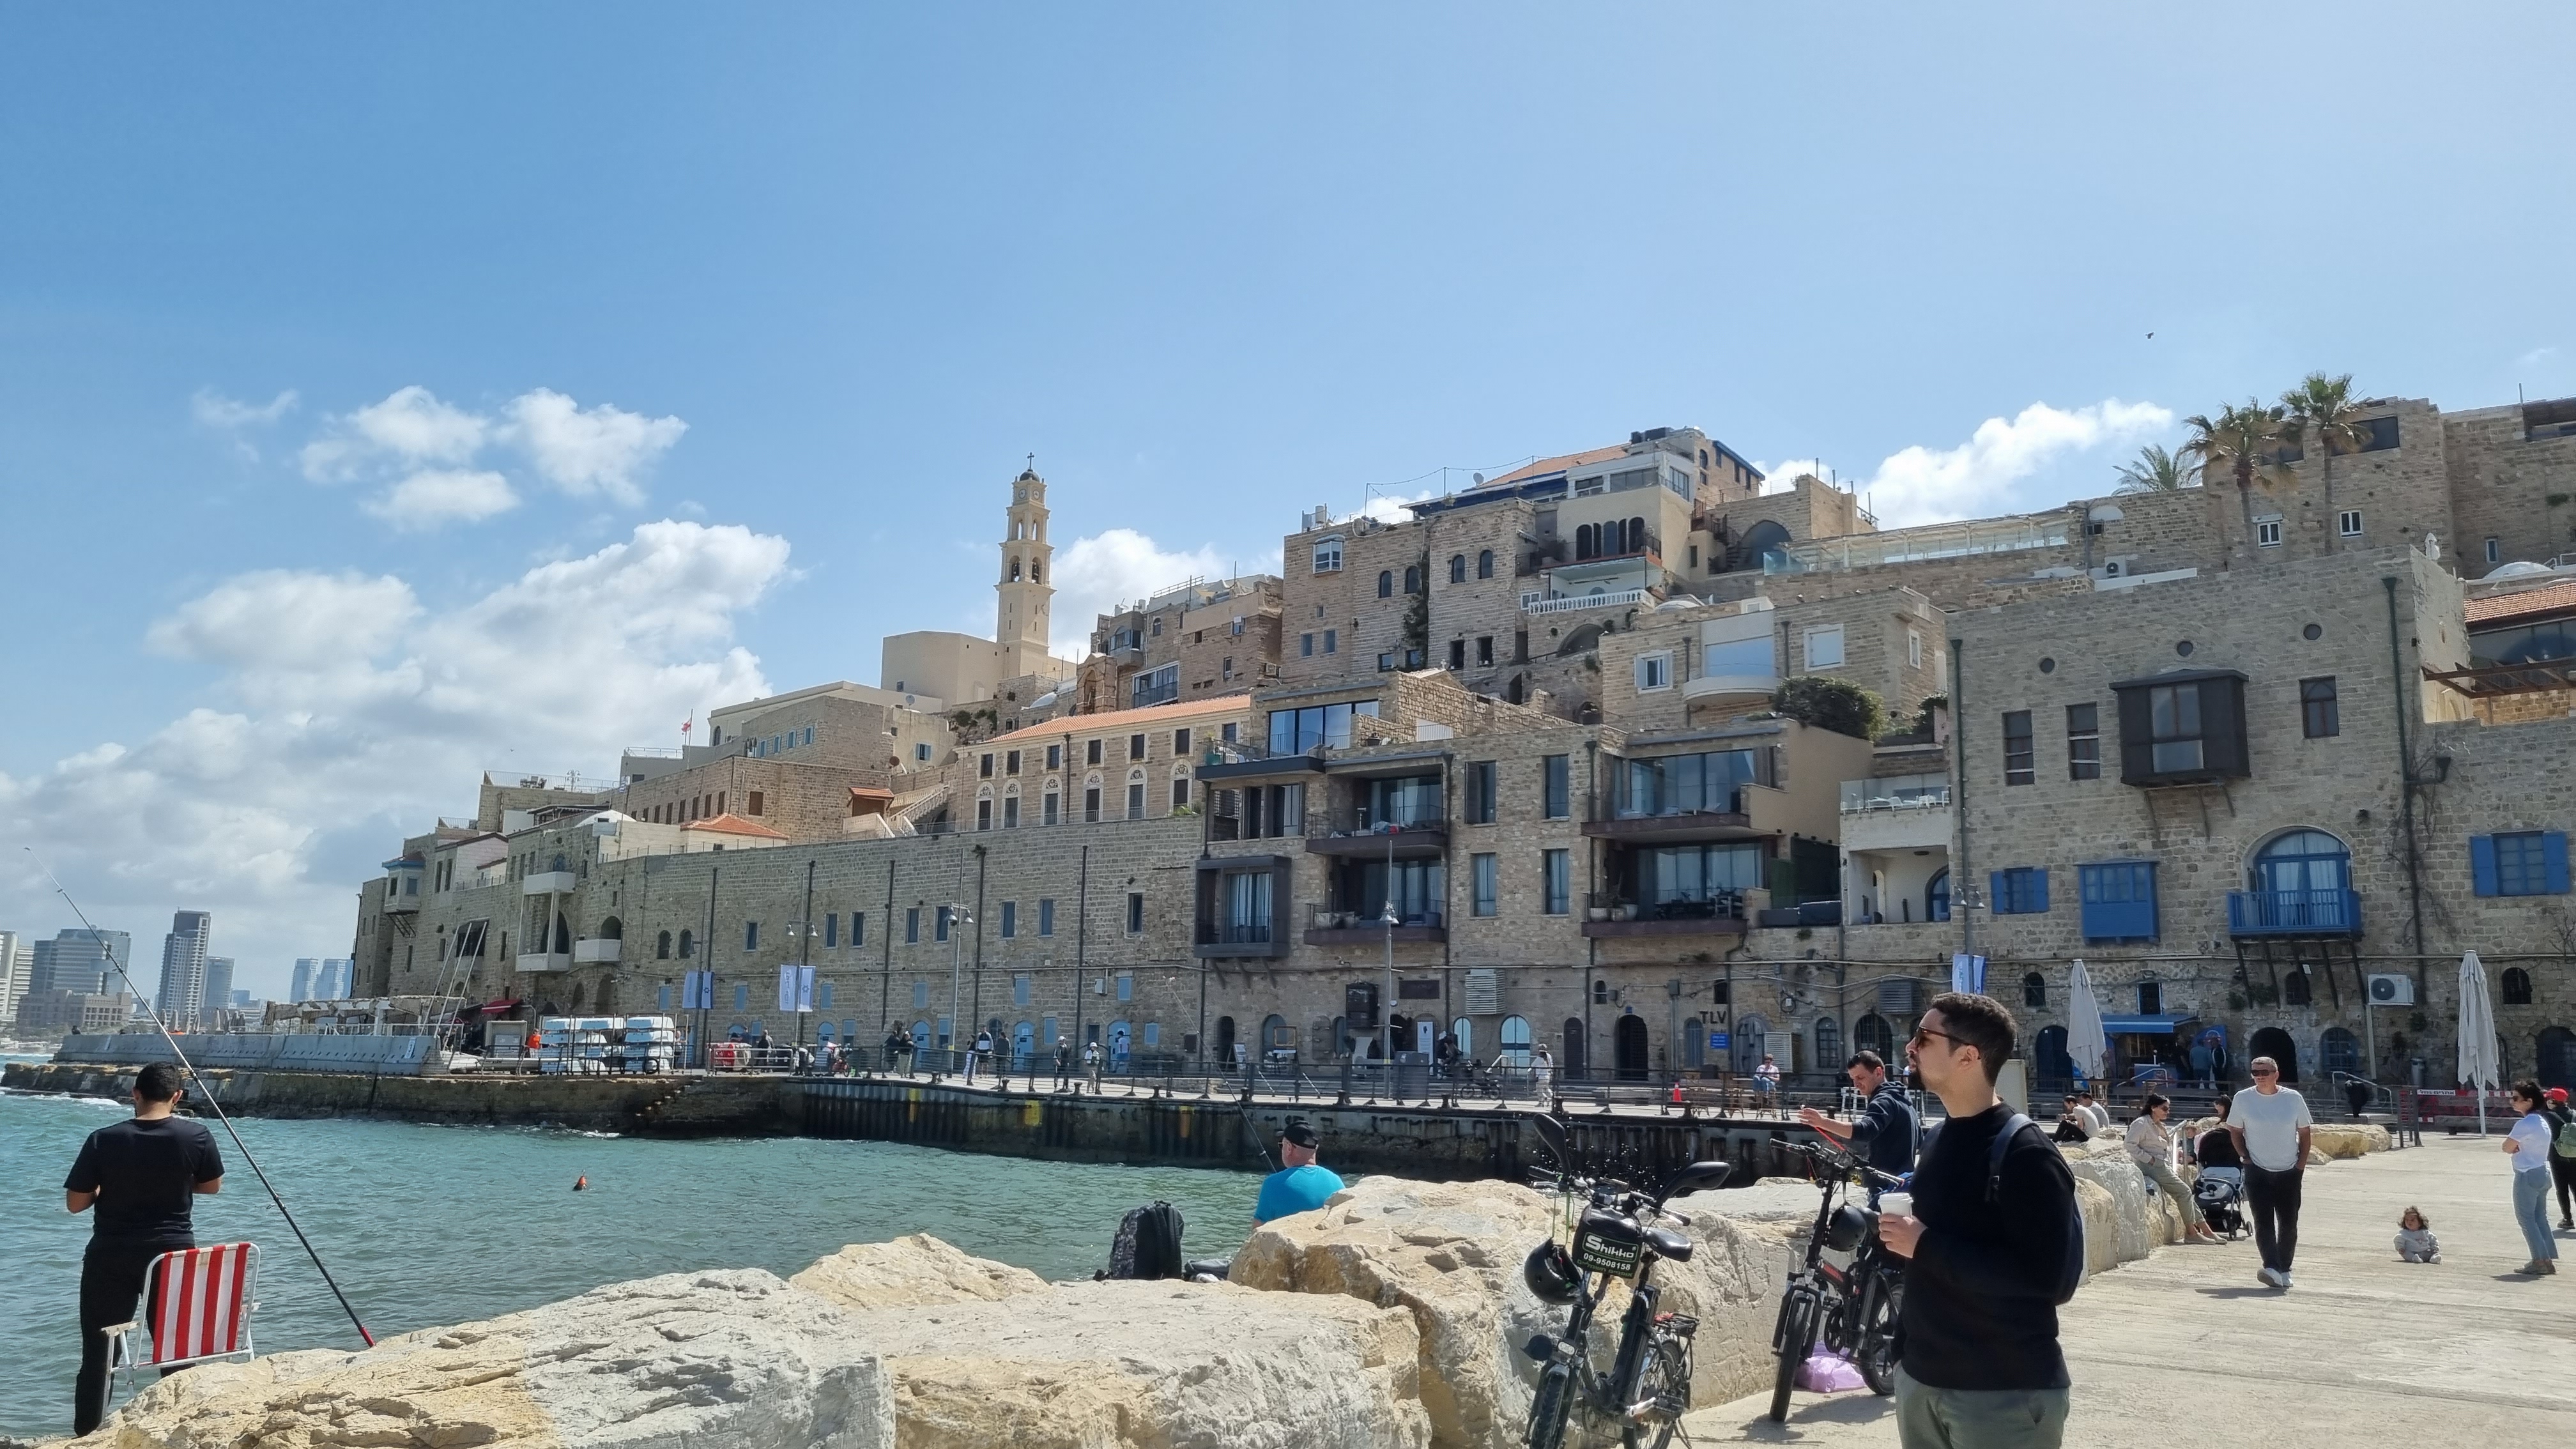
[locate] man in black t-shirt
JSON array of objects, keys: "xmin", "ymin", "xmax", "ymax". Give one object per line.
[
  {"xmin": 1874, "ymin": 992, "xmax": 2077, "ymax": 1448},
  {"xmin": 63, "ymin": 1061, "xmax": 225, "ymax": 1436},
  {"xmin": 1798, "ymin": 1048, "xmax": 1919, "ymax": 1188}
]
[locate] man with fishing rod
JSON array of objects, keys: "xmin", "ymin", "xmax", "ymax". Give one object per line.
[{"xmin": 62, "ymin": 1061, "xmax": 224, "ymax": 1435}]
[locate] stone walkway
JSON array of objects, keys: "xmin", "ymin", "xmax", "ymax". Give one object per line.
[{"xmin": 1687, "ymin": 1135, "xmax": 2576, "ymax": 1445}]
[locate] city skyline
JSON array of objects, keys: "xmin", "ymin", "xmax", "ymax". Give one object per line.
[{"xmin": 4, "ymin": 6, "xmax": 2573, "ymax": 985}]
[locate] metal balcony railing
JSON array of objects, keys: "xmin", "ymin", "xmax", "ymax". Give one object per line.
[{"xmin": 2227, "ymin": 888, "xmax": 2361, "ymax": 937}]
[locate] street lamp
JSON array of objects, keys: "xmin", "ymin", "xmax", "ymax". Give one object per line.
[
  {"xmin": 946, "ymin": 903, "xmax": 974, "ymax": 1075},
  {"xmin": 1381, "ymin": 829, "xmax": 1399, "ymax": 1080}
]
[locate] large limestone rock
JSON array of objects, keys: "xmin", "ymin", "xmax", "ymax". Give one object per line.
[
  {"xmin": 2060, "ymin": 1139, "xmax": 2158, "ymax": 1265},
  {"xmin": 832, "ymin": 1277, "xmax": 1430, "ymax": 1449},
  {"xmin": 1230, "ymin": 1175, "xmax": 1798, "ymax": 1449},
  {"xmin": 792, "ymin": 1232, "xmax": 1046, "ymax": 1310},
  {"xmin": 93, "ymin": 1269, "xmax": 892, "ymax": 1449},
  {"xmin": 2311, "ymin": 1123, "xmax": 2389, "ymax": 1158},
  {"xmin": 2072, "ymin": 1176, "xmax": 2121, "ymax": 1278}
]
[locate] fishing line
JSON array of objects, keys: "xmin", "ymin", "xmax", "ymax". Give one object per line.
[{"xmin": 29, "ymin": 848, "xmax": 376, "ymax": 1347}]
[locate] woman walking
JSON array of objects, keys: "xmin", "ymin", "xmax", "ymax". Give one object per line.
[
  {"xmin": 2127, "ymin": 1093, "xmax": 2220, "ymax": 1244},
  {"xmin": 2504, "ymin": 1080, "xmax": 2560, "ymax": 1276}
]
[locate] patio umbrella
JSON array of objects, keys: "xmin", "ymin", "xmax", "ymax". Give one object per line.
[
  {"xmin": 2066, "ymin": 958, "xmax": 2109, "ymax": 1088},
  {"xmin": 2457, "ymin": 951, "xmax": 2500, "ymax": 1136}
]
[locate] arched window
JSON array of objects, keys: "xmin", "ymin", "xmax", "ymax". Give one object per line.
[
  {"xmin": 2251, "ymin": 829, "xmax": 2352, "ymax": 895},
  {"xmin": 1682, "ymin": 1016, "xmax": 1706, "ymax": 1070},
  {"xmin": 2023, "ymin": 971, "xmax": 2047, "ymax": 1008},
  {"xmin": 1404, "ymin": 564, "xmax": 1422, "ymax": 594},
  {"xmin": 1010, "ymin": 556, "xmax": 1022, "ymax": 581},
  {"xmin": 678, "ymin": 928, "xmax": 694, "ymax": 959},
  {"xmin": 1013, "ymin": 1020, "xmax": 1034, "ymax": 1066},
  {"xmin": 2321, "ymin": 1027, "xmax": 2361, "ymax": 1076},
  {"xmin": 2283, "ymin": 969, "xmax": 2312, "ymax": 1007},
  {"xmin": 1450, "ymin": 1016, "xmax": 1473, "ymax": 1059},
  {"xmin": 1261, "ymin": 1012, "xmax": 1288, "ymax": 1054},
  {"xmin": 1814, "ymin": 1016, "xmax": 1841, "ymax": 1066},
  {"xmin": 1926, "ymin": 870, "xmax": 1951, "ymax": 923},
  {"xmin": 569, "ymin": 981, "xmax": 585, "ymax": 1011},
  {"xmin": 1500, "ymin": 1014, "xmax": 1533, "ymax": 1063},
  {"xmin": 1377, "ymin": 569, "xmax": 1393, "ymax": 599},
  {"xmin": 1476, "ymin": 549, "xmax": 1494, "ymax": 579},
  {"xmin": 2503, "ymin": 967, "xmax": 2534, "ymax": 1005},
  {"xmin": 1575, "ymin": 524, "xmax": 1597, "ymax": 560},
  {"xmin": 1629, "ymin": 517, "xmax": 1646, "ymax": 555},
  {"xmin": 657, "ymin": 930, "xmax": 672, "ymax": 960},
  {"xmin": 1030, "ymin": 562, "xmax": 1041, "ymax": 583},
  {"xmin": 1853, "ymin": 1013, "xmax": 1893, "ymax": 1057},
  {"xmin": 597, "ymin": 916, "xmax": 622, "ymax": 940},
  {"xmin": 1448, "ymin": 554, "xmax": 1466, "ymax": 583}
]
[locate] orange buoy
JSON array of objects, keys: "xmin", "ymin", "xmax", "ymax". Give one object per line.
[{"xmin": 573, "ymin": 1176, "xmax": 588, "ymax": 1191}]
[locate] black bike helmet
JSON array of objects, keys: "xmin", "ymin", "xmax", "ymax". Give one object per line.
[
  {"xmin": 1825, "ymin": 1204, "xmax": 1871, "ymax": 1254},
  {"xmin": 1522, "ymin": 1240, "xmax": 1584, "ymax": 1303}
]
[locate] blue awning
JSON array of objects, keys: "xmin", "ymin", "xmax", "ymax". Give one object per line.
[{"xmin": 2099, "ymin": 1013, "xmax": 2197, "ymax": 1035}]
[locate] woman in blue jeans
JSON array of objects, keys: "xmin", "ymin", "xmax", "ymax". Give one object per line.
[{"xmin": 2504, "ymin": 1080, "xmax": 2560, "ymax": 1276}]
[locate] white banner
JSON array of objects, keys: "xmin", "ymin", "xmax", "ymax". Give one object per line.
[{"xmin": 778, "ymin": 963, "xmax": 815, "ymax": 1013}]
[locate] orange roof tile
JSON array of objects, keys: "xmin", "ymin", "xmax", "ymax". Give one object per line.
[
  {"xmin": 681, "ymin": 812, "xmax": 788, "ymax": 839},
  {"xmin": 1472, "ymin": 444, "xmax": 1629, "ymax": 491},
  {"xmin": 2466, "ymin": 581, "xmax": 2576, "ymax": 624},
  {"xmin": 985, "ymin": 692, "xmax": 1254, "ymax": 746}
]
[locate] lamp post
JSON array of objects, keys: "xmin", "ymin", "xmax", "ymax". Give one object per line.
[
  {"xmin": 946, "ymin": 903, "xmax": 973, "ymax": 1076},
  {"xmin": 1381, "ymin": 829, "xmax": 1399, "ymax": 1079}
]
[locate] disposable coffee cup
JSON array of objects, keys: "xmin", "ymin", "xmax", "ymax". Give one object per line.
[{"xmin": 1878, "ymin": 1192, "xmax": 1913, "ymax": 1218}]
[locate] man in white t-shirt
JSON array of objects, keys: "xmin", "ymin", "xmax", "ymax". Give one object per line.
[{"xmin": 2228, "ymin": 1056, "xmax": 2314, "ymax": 1289}]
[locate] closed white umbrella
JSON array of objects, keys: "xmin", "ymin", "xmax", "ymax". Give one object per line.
[
  {"xmin": 2066, "ymin": 958, "xmax": 2109, "ymax": 1089},
  {"xmin": 2457, "ymin": 951, "xmax": 2501, "ymax": 1136}
]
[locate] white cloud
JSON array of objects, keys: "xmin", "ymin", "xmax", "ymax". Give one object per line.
[
  {"xmin": 301, "ymin": 385, "xmax": 490, "ymax": 482},
  {"xmin": 0, "ymin": 521, "xmax": 789, "ymax": 990},
  {"xmin": 1770, "ymin": 400, "xmax": 2174, "ymax": 529},
  {"xmin": 1357, "ymin": 489, "xmax": 1436, "ymax": 525},
  {"xmin": 1047, "ymin": 528, "xmax": 1232, "ymax": 656},
  {"xmin": 362, "ymin": 468, "xmax": 522, "ymax": 530},
  {"xmin": 192, "ymin": 388, "xmax": 299, "ymax": 429},
  {"xmin": 503, "ymin": 388, "xmax": 687, "ymax": 505}
]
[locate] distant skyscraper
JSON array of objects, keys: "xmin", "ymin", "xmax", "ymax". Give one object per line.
[
  {"xmin": 158, "ymin": 911, "xmax": 213, "ymax": 1028},
  {"xmin": 321, "ymin": 958, "xmax": 352, "ymax": 998},
  {"xmin": 31, "ymin": 928, "xmax": 130, "ymax": 997},
  {"xmin": 201, "ymin": 957, "xmax": 234, "ymax": 1023},
  {"xmin": 0, "ymin": 930, "xmax": 30, "ymax": 1025},
  {"xmin": 291, "ymin": 958, "xmax": 318, "ymax": 1001}
]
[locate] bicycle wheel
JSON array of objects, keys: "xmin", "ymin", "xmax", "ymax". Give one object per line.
[
  {"xmin": 1767, "ymin": 1285, "xmax": 1816, "ymax": 1423},
  {"xmin": 1855, "ymin": 1273, "xmax": 1901, "ymax": 1397},
  {"xmin": 1526, "ymin": 1361, "xmax": 1575, "ymax": 1449},
  {"xmin": 1621, "ymin": 1335, "xmax": 1693, "ymax": 1449}
]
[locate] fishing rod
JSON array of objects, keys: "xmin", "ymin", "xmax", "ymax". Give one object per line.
[
  {"xmin": 30, "ymin": 849, "xmax": 376, "ymax": 1348},
  {"xmin": 1234, "ymin": 1097, "xmax": 1275, "ymax": 1173}
]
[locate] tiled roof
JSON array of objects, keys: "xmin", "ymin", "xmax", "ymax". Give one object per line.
[
  {"xmin": 984, "ymin": 693, "xmax": 1254, "ymax": 746},
  {"xmin": 1472, "ymin": 444, "xmax": 1629, "ymax": 491},
  {"xmin": 2465, "ymin": 581, "xmax": 2576, "ymax": 624},
  {"xmin": 680, "ymin": 812, "xmax": 788, "ymax": 839}
]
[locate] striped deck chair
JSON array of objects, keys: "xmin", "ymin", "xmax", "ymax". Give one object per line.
[{"xmin": 102, "ymin": 1243, "xmax": 263, "ymax": 1399}]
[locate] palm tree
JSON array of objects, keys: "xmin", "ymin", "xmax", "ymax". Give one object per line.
[
  {"xmin": 2180, "ymin": 400, "xmax": 2288, "ymax": 542},
  {"xmin": 2112, "ymin": 443, "xmax": 2195, "ymax": 493},
  {"xmin": 2280, "ymin": 372, "xmax": 2367, "ymax": 553}
]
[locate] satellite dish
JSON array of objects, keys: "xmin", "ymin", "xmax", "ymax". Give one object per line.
[{"xmin": 1472, "ymin": 473, "xmax": 1485, "ymax": 485}]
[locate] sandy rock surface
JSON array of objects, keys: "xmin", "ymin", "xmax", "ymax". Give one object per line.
[
  {"xmin": 792, "ymin": 1232, "xmax": 1047, "ymax": 1310},
  {"xmin": 84, "ymin": 1269, "xmax": 892, "ymax": 1449}
]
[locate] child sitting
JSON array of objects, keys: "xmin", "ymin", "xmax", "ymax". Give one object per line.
[{"xmin": 2395, "ymin": 1206, "xmax": 2439, "ymax": 1263}]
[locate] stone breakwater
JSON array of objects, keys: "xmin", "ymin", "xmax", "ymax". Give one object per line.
[{"xmin": 57, "ymin": 1131, "xmax": 2391, "ymax": 1449}]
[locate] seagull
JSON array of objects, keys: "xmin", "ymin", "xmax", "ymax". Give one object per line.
[{"xmin": 2146, "ymin": 332, "xmax": 2155, "ymax": 339}]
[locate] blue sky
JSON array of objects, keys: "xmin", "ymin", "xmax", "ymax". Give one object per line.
[{"xmin": 5, "ymin": 5, "xmax": 2573, "ymax": 992}]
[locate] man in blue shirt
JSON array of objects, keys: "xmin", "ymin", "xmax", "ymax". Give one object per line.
[
  {"xmin": 1253, "ymin": 1121, "xmax": 1344, "ymax": 1225},
  {"xmin": 1798, "ymin": 1049, "xmax": 1919, "ymax": 1188}
]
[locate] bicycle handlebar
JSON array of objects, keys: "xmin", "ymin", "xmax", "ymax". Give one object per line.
[{"xmin": 1790, "ymin": 1138, "xmax": 1906, "ymax": 1189}]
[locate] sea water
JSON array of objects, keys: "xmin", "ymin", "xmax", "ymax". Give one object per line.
[{"xmin": 0, "ymin": 1075, "xmax": 1261, "ymax": 1439}]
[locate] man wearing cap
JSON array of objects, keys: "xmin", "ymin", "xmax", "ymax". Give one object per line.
[
  {"xmin": 2545, "ymin": 1085, "xmax": 2576, "ymax": 1231},
  {"xmin": 1253, "ymin": 1120, "xmax": 1344, "ymax": 1225}
]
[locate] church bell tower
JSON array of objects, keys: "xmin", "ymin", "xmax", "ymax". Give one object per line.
[{"xmin": 996, "ymin": 464, "xmax": 1054, "ymax": 675}]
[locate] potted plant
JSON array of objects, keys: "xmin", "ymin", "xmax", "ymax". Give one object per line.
[{"xmin": 1586, "ymin": 905, "xmax": 1611, "ymax": 923}]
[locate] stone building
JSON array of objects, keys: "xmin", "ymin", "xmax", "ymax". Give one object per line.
[{"xmin": 1075, "ymin": 574, "xmax": 1284, "ymax": 716}]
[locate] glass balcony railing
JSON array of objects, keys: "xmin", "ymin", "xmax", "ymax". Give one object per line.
[{"xmin": 1839, "ymin": 774, "xmax": 1952, "ymax": 812}]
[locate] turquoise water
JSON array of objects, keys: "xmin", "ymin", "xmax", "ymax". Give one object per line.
[{"xmin": 0, "ymin": 1075, "xmax": 1261, "ymax": 1441}]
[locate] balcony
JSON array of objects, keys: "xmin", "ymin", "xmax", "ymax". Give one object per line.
[
  {"xmin": 1581, "ymin": 894, "xmax": 1749, "ymax": 940},
  {"xmin": 515, "ymin": 952, "xmax": 573, "ymax": 973},
  {"xmin": 1582, "ymin": 804, "xmax": 1753, "ymax": 842},
  {"xmin": 1193, "ymin": 739, "xmax": 1328, "ymax": 785},
  {"xmin": 523, "ymin": 871, "xmax": 579, "ymax": 896},
  {"xmin": 2227, "ymin": 889, "xmax": 2361, "ymax": 939},
  {"xmin": 1681, "ymin": 670, "xmax": 1782, "ymax": 705},
  {"xmin": 1305, "ymin": 819, "xmax": 1449, "ymax": 857},
  {"xmin": 571, "ymin": 938, "xmax": 621, "ymax": 964},
  {"xmin": 1303, "ymin": 908, "xmax": 1446, "ymax": 947},
  {"xmin": 1523, "ymin": 587, "xmax": 1652, "ymax": 617},
  {"xmin": 381, "ymin": 891, "xmax": 418, "ymax": 915}
]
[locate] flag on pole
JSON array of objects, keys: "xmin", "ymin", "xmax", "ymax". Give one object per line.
[
  {"xmin": 1950, "ymin": 953, "xmax": 1988, "ymax": 995},
  {"xmin": 778, "ymin": 963, "xmax": 815, "ymax": 1013}
]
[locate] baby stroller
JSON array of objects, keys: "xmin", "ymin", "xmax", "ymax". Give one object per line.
[{"xmin": 2195, "ymin": 1167, "xmax": 2246, "ymax": 1240}]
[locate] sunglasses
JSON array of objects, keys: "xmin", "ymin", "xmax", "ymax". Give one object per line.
[
  {"xmin": 2250, "ymin": 1066, "xmax": 2278, "ymax": 1076},
  {"xmin": 1909, "ymin": 1025, "xmax": 1969, "ymax": 1051}
]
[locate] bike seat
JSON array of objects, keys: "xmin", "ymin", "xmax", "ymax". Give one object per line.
[{"xmin": 1644, "ymin": 1225, "xmax": 1694, "ymax": 1261}]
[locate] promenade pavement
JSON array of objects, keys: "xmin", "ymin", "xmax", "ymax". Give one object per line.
[{"xmin": 1689, "ymin": 1134, "xmax": 2576, "ymax": 1445}]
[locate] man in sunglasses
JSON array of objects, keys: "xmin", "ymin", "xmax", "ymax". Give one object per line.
[
  {"xmin": 1874, "ymin": 992, "xmax": 2077, "ymax": 1448},
  {"xmin": 2227, "ymin": 1055, "xmax": 2312, "ymax": 1289}
]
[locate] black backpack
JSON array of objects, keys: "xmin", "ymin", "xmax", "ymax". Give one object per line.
[
  {"xmin": 1919, "ymin": 1112, "xmax": 2085, "ymax": 1305},
  {"xmin": 1098, "ymin": 1200, "xmax": 1187, "ymax": 1281}
]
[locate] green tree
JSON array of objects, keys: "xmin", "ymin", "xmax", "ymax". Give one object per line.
[
  {"xmin": 2280, "ymin": 371, "xmax": 2367, "ymax": 554},
  {"xmin": 2112, "ymin": 443, "xmax": 2194, "ymax": 493},
  {"xmin": 1770, "ymin": 676, "xmax": 1886, "ymax": 740},
  {"xmin": 2180, "ymin": 400, "xmax": 2288, "ymax": 542}
]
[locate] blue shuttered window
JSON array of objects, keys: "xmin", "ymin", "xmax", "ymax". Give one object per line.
[
  {"xmin": 1990, "ymin": 867, "xmax": 2049, "ymax": 914},
  {"xmin": 2078, "ymin": 861, "xmax": 2159, "ymax": 943},
  {"xmin": 2474, "ymin": 831, "xmax": 2572, "ymax": 897}
]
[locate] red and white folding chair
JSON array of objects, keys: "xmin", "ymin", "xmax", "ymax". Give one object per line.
[{"xmin": 102, "ymin": 1242, "xmax": 263, "ymax": 1403}]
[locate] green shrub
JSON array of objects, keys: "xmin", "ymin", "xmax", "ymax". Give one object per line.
[{"xmin": 1771, "ymin": 676, "xmax": 1886, "ymax": 740}]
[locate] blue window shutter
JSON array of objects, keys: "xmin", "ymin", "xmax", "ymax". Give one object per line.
[
  {"xmin": 2470, "ymin": 835, "xmax": 2500, "ymax": 897},
  {"xmin": 2030, "ymin": 868, "xmax": 2050, "ymax": 913},
  {"xmin": 2546, "ymin": 832, "xmax": 2572, "ymax": 895},
  {"xmin": 1989, "ymin": 871, "xmax": 2007, "ymax": 914},
  {"xmin": 2143, "ymin": 865, "xmax": 2159, "ymax": 939}
]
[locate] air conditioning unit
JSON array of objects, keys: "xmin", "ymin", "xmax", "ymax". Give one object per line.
[{"xmin": 2366, "ymin": 973, "xmax": 2414, "ymax": 1006}]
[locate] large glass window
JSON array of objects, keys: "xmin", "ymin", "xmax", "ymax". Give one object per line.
[
  {"xmin": 1543, "ymin": 755, "xmax": 1570, "ymax": 818},
  {"xmin": 2252, "ymin": 829, "xmax": 2349, "ymax": 896},
  {"xmin": 1702, "ymin": 634, "xmax": 1772, "ymax": 677},
  {"xmin": 2301, "ymin": 677, "xmax": 2339, "ymax": 739},
  {"xmin": 2469, "ymin": 619, "xmax": 2576, "ymax": 667},
  {"xmin": 1616, "ymin": 749, "xmax": 1761, "ymax": 817},
  {"xmin": 1220, "ymin": 870, "xmax": 1273, "ymax": 943},
  {"xmin": 2002, "ymin": 710, "xmax": 2034, "ymax": 785},
  {"xmin": 1636, "ymin": 843, "xmax": 1766, "ymax": 906},
  {"xmin": 2149, "ymin": 684, "xmax": 2204, "ymax": 772},
  {"xmin": 1471, "ymin": 854, "xmax": 1498, "ymax": 916},
  {"xmin": 1362, "ymin": 774, "xmax": 1443, "ymax": 829},
  {"xmin": 1266, "ymin": 700, "xmax": 1381, "ymax": 753},
  {"xmin": 1350, "ymin": 859, "xmax": 1445, "ymax": 925},
  {"xmin": 1542, "ymin": 850, "xmax": 1570, "ymax": 915},
  {"xmin": 2066, "ymin": 703, "xmax": 2099, "ymax": 780}
]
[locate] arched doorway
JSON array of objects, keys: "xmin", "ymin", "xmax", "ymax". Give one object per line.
[
  {"xmin": 2249, "ymin": 829, "xmax": 2352, "ymax": 930},
  {"xmin": 1450, "ymin": 1016, "xmax": 1474, "ymax": 1061},
  {"xmin": 1614, "ymin": 1014, "xmax": 1650, "ymax": 1080},
  {"xmin": 2539, "ymin": 1027, "xmax": 2576, "ymax": 1092},
  {"xmin": 1500, "ymin": 1015, "xmax": 1533, "ymax": 1064},
  {"xmin": 2248, "ymin": 1026, "xmax": 2300, "ymax": 1084},
  {"xmin": 1108, "ymin": 1021, "xmax": 1131, "ymax": 1069},
  {"xmin": 1853, "ymin": 1013, "xmax": 1893, "ymax": 1058},
  {"xmin": 1733, "ymin": 1013, "xmax": 1771, "ymax": 1075},
  {"xmin": 1012, "ymin": 1020, "xmax": 1034, "ymax": 1067},
  {"xmin": 1561, "ymin": 1018, "xmax": 1586, "ymax": 1078},
  {"xmin": 1261, "ymin": 1013, "xmax": 1288, "ymax": 1061},
  {"xmin": 1214, "ymin": 1015, "xmax": 1236, "ymax": 1066},
  {"xmin": 1682, "ymin": 1017, "xmax": 1705, "ymax": 1071},
  {"xmin": 2034, "ymin": 1025, "xmax": 2073, "ymax": 1092},
  {"xmin": 1926, "ymin": 869, "xmax": 1951, "ymax": 923},
  {"xmin": 1733, "ymin": 519, "xmax": 1792, "ymax": 572}
]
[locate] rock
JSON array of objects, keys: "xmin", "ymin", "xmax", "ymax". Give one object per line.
[
  {"xmin": 2072, "ymin": 1176, "xmax": 2121, "ymax": 1278},
  {"xmin": 831, "ymin": 1278, "xmax": 1430, "ymax": 1449},
  {"xmin": 2310, "ymin": 1124, "xmax": 2389, "ymax": 1158},
  {"xmin": 2059, "ymin": 1139, "xmax": 2155, "ymax": 1266},
  {"xmin": 95, "ymin": 1269, "xmax": 892, "ymax": 1449},
  {"xmin": 792, "ymin": 1232, "xmax": 1046, "ymax": 1310},
  {"xmin": 1231, "ymin": 1174, "xmax": 1798, "ymax": 1448},
  {"xmin": 2307, "ymin": 1147, "xmax": 2331, "ymax": 1165}
]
